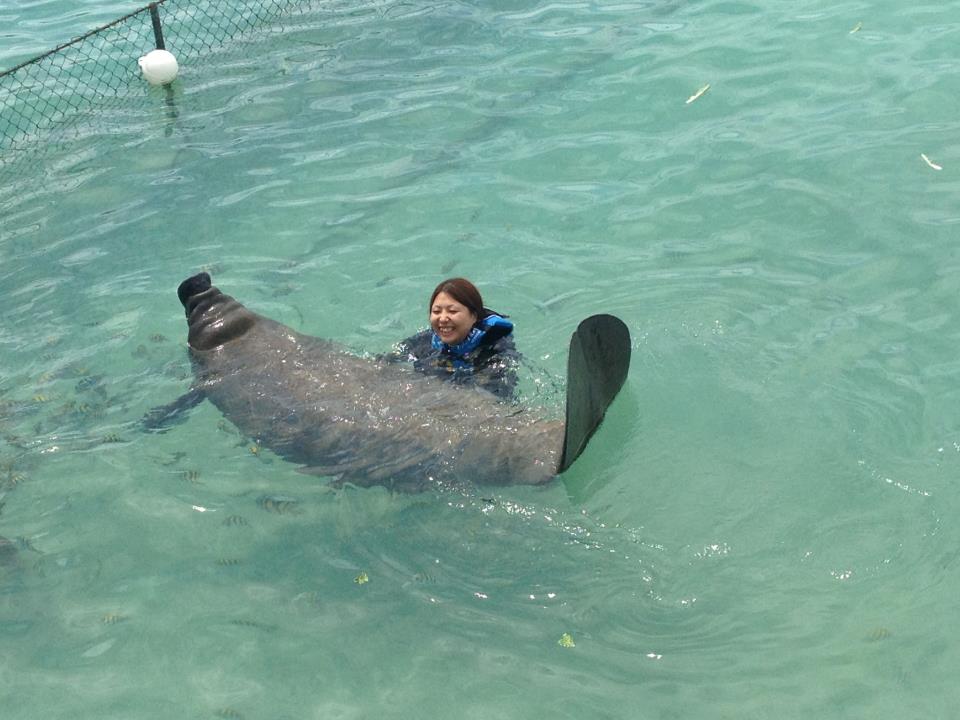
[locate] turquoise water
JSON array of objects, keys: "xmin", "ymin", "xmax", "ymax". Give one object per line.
[
  {"xmin": 2, "ymin": 0, "xmax": 139, "ymax": 69},
  {"xmin": 3, "ymin": 0, "xmax": 960, "ymax": 717}
]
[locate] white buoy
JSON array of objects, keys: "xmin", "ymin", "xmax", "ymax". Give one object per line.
[{"xmin": 138, "ymin": 49, "xmax": 179, "ymax": 85}]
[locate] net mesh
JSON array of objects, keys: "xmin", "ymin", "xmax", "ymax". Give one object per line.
[{"xmin": 0, "ymin": 0, "xmax": 312, "ymax": 171}]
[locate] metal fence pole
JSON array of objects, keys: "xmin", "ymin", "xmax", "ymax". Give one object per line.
[{"xmin": 149, "ymin": 3, "xmax": 166, "ymax": 50}]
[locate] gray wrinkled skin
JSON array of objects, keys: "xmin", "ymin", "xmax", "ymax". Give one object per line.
[{"xmin": 184, "ymin": 286, "xmax": 563, "ymax": 490}]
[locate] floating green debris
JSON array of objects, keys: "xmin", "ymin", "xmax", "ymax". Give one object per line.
[
  {"xmin": 354, "ymin": 571, "xmax": 369, "ymax": 585},
  {"xmin": 685, "ymin": 83, "xmax": 710, "ymax": 105},
  {"xmin": 921, "ymin": 153, "xmax": 943, "ymax": 171},
  {"xmin": 558, "ymin": 632, "xmax": 575, "ymax": 648}
]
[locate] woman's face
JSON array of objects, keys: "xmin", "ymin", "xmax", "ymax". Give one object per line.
[{"xmin": 430, "ymin": 291, "xmax": 477, "ymax": 346}]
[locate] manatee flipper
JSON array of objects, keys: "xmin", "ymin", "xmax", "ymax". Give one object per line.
[
  {"xmin": 557, "ymin": 315, "xmax": 631, "ymax": 473},
  {"xmin": 141, "ymin": 388, "xmax": 206, "ymax": 432}
]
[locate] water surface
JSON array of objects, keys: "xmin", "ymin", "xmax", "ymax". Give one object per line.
[{"xmin": 2, "ymin": 0, "xmax": 960, "ymax": 717}]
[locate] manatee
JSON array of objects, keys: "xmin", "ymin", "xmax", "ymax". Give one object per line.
[{"xmin": 145, "ymin": 273, "xmax": 630, "ymax": 490}]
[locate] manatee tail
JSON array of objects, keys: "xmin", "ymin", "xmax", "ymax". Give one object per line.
[{"xmin": 557, "ymin": 315, "xmax": 631, "ymax": 473}]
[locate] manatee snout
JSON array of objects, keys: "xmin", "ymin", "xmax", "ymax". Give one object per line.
[{"xmin": 177, "ymin": 272, "xmax": 212, "ymax": 307}]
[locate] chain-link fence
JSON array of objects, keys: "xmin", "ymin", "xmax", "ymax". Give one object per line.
[{"xmin": 0, "ymin": 0, "xmax": 312, "ymax": 171}]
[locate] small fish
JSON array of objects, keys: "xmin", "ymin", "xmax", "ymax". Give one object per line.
[
  {"xmin": 867, "ymin": 627, "xmax": 891, "ymax": 642},
  {"xmin": 222, "ymin": 514, "xmax": 249, "ymax": 527},
  {"xmin": 3, "ymin": 472, "xmax": 25, "ymax": 489},
  {"xmin": 180, "ymin": 470, "xmax": 201, "ymax": 483},
  {"xmin": 354, "ymin": 571, "xmax": 369, "ymax": 585},
  {"xmin": 75, "ymin": 376, "xmax": 102, "ymax": 392},
  {"xmin": 15, "ymin": 536, "xmax": 42, "ymax": 554},
  {"xmin": 101, "ymin": 433, "xmax": 123, "ymax": 444},
  {"xmin": 149, "ymin": 334, "xmax": 168, "ymax": 343},
  {"xmin": 229, "ymin": 619, "xmax": 276, "ymax": 631},
  {"xmin": 32, "ymin": 394, "xmax": 49, "ymax": 404},
  {"xmin": 215, "ymin": 558, "xmax": 243, "ymax": 566},
  {"xmin": 132, "ymin": 344, "xmax": 149, "ymax": 358},
  {"xmin": 158, "ymin": 451, "xmax": 187, "ymax": 466},
  {"xmin": 77, "ymin": 403, "xmax": 105, "ymax": 418},
  {"xmin": 214, "ymin": 709, "xmax": 245, "ymax": 720},
  {"xmin": 101, "ymin": 613, "xmax": 127, "ymax": 625},
  {"xmin": 686, "ymin": 83, "xmax": 710, "ymax": 104},
  {"xmin": 257, "ymin": 495, "xmax": 300, "ymax": 514},
  {"xmin": 3, "ymin": 435, "xmax": 30, "ymax": 450},
  {"xmin": 558, "ymin": 632, "xmax": 576, "ymax": 648},
  {"xmin": 440, "ymin": 259, "xmax": 459, "ymax": 274}
]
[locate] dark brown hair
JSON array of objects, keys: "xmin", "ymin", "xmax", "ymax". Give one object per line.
[{"xmin": 429, "ymin": 277, "xmax": 484, "ymax": 319}]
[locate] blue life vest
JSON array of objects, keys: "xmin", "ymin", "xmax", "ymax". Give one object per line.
[{"xmin": 430, "ymin": 313, "xmax": 513, "ymax": 371}]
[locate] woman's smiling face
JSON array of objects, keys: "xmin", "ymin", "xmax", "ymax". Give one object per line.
[{"xmin": 430, "ymin": 291, "xmax": 478, "ymax": 346}]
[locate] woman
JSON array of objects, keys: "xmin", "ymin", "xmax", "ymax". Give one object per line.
[{"xmin": 389, "ymin": 277, "xmax": 519, "ymax": 399}]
